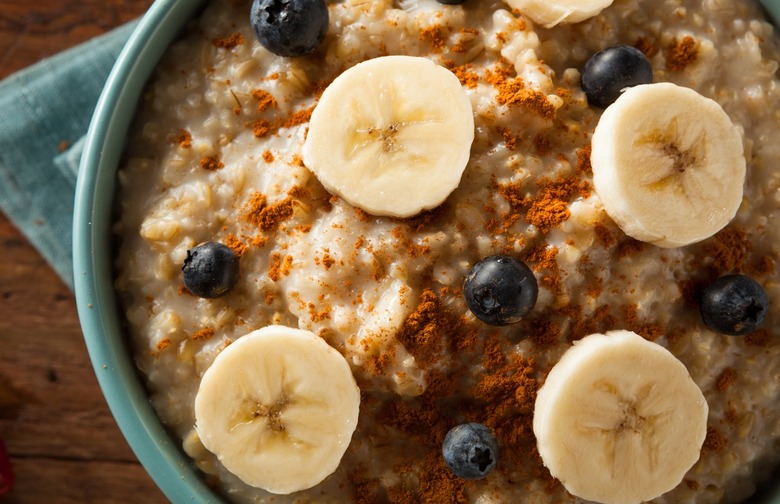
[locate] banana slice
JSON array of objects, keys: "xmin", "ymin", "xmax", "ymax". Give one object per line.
[
  {"xmin": 533, "ymin": 330, "xmax": 708, "ymax": 504},
  {"xmin": 302, "ymin": 55, "xmax": 474, "ymax": 218},
  {"xmin": 194, "ymin": 325, "xmax": 361, "ymax": 494},
  {"xmin": 591, "ymin": 82, "xmax": 745, "ymax": 248},
  {"xmin": 503, "ymin": 0, "xmax": 614, "ymax": 27}
]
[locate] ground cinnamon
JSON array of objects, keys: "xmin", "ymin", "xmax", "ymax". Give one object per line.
[
  {"xmin": 666, "ymin": 36, "xmax": 699, "ymax": 71},
  {"xmin": 576, "ymin": 145, "xmax": 592, "ymax": 174},
  {"xmin": 395, "ymin": 289, "xmax": 444, "ymax": 368},
  {"xmin": 251, "ymin": 89, "xmax": 277, "ymax": 112},
  {"xmin": 702, "ymin": 426, "xmax": 727, "ymax": 452},
  {"xmin": 241, "ymin": 192, "xmax": 295, "ymax": 232},
  {"xmin": 224, "ymin": 234, "xmax": 247, "ymax": 257},
  {"xmin": 419, "ymin": 25, "xmax": 447, "ymax": 53},
  {"xmin": 715, "ymin": 367, "xmax": 737, "ymax": 392},
  {"xmin": 267, "ymin": 253, "xmax": 292, "ymax": 282},
  {"xmin": 199, "ymin": 155, "xmax": 224, "ymax": 171},
  {"xmin": 171, "ymin": 129, "xmax": 192, "ymax": 148},
  {"xmin": 525, "ymin": 177, "xmax": 591, "ymax": 233},
  {"xmin": 191, "ymin": 327, "xmax": 215, "ymax": 341},
  {"xmin": 703, "ymin": 227, "xmax": 751, "ymax": 274},
  {"xmin": 446, "ymin": 62, "xmax": 480, "ymax": 89},
  {"xmin": 212, "ymin": 33, "xmax": 244, "ymax": 50},
  {"xmin": 634, "ymin": 36, "xmax": 659, "ymax": 58}
]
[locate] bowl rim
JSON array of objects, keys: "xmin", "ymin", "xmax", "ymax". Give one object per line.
[
  {"xmin": 761, "ymin": 0, "xmax": 780, "ymax": 26},
  {"xmin": 72, "ymin": 0, "xmax": 219, "ymax": 501}
]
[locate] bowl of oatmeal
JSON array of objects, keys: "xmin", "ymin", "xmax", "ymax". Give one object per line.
[{"xmin": 75, "ymin": 0, "xmax": 780, "ymax": 503}]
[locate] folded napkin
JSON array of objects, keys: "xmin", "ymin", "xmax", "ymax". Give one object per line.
[{"xmin": 0, "ymin": 21, "xmax": 137, "ymax": 290}]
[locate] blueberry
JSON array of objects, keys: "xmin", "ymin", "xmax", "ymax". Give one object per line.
[
  {"xmin": 442, "ymin": 423, "xmax": 498, "ymax": 480},
  {"xmin": 182, "ymin": 242, "xmax": 240, "ymax": 299},
  {"xmin": 436, "ymin": 0, "xmax": 466, "ymax": 4},
  {"xmin": 250, "ymin": 0, "xmax": 328, "ymax": 57},
  {"xmin": 581, "ymin": 45, "xmax": 653, "ymax": 108},
  {"xmin": 700, "ymin": 274, "xmax": 768, "ymax": 336},
  {"xmin": 463, "ymin": 255, "xmax": 538, "ymax": 326}
]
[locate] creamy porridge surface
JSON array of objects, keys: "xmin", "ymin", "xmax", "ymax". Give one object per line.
[{"xmin": 113, "ymin": 0, "xmax": 780, "ymax": 502}]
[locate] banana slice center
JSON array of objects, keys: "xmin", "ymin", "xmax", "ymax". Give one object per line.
[
  {"xmin": 371, "ymin": 123, "xmax": 400, "ymax": 152},
  {"xmin": 616, "ymin": 401, "xmax": 646, "ymax": 434},
  {"xmin": 661, "ymin": 142, "xmax": 697, "ymax": 174},
  {"xmin": 635, "ymin": 118, "xmax": 707, "ymax": 193},
  {"xmin": 240, "ymin": 394, "xmax": 291, "ymax": 434}
]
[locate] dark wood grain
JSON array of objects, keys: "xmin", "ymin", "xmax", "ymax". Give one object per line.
[{"xmin": 0, "ymin": 0, "xmax": 166, "ymax": 502}]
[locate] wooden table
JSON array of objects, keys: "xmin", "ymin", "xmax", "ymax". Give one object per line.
[{"xmin": 0, "ymin": 1, "xmax": 167, "ymax": 502}]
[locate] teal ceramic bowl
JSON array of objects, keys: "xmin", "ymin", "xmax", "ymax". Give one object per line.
[
  {"xmin": 74, "ymin": 0, "xmax": 780, "ymax": 503},
  {"xmin": 72, "ymin": 0, "xmax": 219, "ymax": 502}
]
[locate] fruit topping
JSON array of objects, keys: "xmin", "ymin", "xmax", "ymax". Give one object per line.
[
  {"xmin": 581, "ymin": 45, "xmax": 653, "ymax": 108},
  {"xmin": 502, "ymin": 0, "xmax": 615, "ymax": 28},
  {"xmin": 437, "ymin": 0, "xmax": 467, "ymax": 4},
  {"xmin": 590, "ymin": 82, "xmax": 745, "ymax": 248},
  {"xmin": 250, "ymin": 0, "xmax": 329, "ymax": 57},
  {"xmin": 182, "ymin": 241, "xmax": 240, "ymax": 298},
  {"xmin": 194, "ymin": 326, "xmax": 361, "ymax": 494},
  {"xmin": 700, "ymin": 274, "xmax": 768, "ymax": 336},
  {"xmin": 463, "ymin": 255, "xmax": 538, "ymax": 326},
  {"xmin": 302, "ymin": 55, "xmax": 474, "ymax": 217},
  {"xmin": 442, "ymin": 423, "xmax": 499, "ymax": 480},
  {"xmin": 534, "ymin": 330, "xmax": 708, "ymax": 504}
]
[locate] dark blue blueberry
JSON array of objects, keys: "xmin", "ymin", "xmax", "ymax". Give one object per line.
[
  {"xmin": 250, "ymin": 0, "xmax": 328, "ymax": 57},
  {"xmin": 581, "ymin": 45, "xmax": 653, "ymax": 108},
  {"xmin": 700, "ymin": 274, "xmax": 768, "ymax": 336},
  {"xmin": 464, "ymin": 255, "xmax": 538, "ymax": 326},
  {"xmin": 182, "ymin": 242, "xmax": 240, "ymax": 299},
  {"xmin": 437, "ymin": 0, "xmax": 466, "ymax": 4},
  {"xmin": 442, "ymin": 423, "xmax": 498, "ymax": 480}
]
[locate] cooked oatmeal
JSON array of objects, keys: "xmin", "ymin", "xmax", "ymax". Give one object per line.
[{"xmin": 113, "ymin": 0, "xmax": 780, "ymax": 502}]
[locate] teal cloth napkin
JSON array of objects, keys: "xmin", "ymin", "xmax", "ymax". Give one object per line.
[{"xmin": 0, "ymin": 21, "xmax": 137, "ymax": 290}]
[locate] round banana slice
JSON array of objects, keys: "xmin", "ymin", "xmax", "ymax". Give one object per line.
[
  {"xmin": 194, "ymin": 325, "xmax": 361, "ymax": 494},
  {"xmin": 533, "ymin": 330, "xmax": 708, "ymax": 504},
  {"xmin": 591, "ymin": 82, "xmax": 746, "ymax": 248},
  {"xmin": 503, "ymin": 0, "xmax": 614, "ymax": 28},
  {"xmin": 302, "ymin": 55, "xmax": 474, "ymax": 218}
]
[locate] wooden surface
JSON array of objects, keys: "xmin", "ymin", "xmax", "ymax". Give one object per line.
[{"xmin": 0, "ymin": 0, "xmax": 166, "ymax": 502}]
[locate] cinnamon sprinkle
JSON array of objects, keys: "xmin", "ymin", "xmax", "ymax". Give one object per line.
[
  {"xmin": 395, "ymin": 290, "xmax": 444, "ymax": 368},
  {"xmin": 212, "ymin": 33, "xmax": 244, "ymax": 50},
  {"xmin": 576, "ymin": 145, "xmax": 592, "ymax": 174},
  {"xmin": 494, "ymin": 78, "xmax": 556, "ymax": 120},
  {"xmin": 252, "ymin": 89, "xmax": 277, "ymax": 112},
  {"xmin": 634, "ymin": 36, "xmax": 659, "ymax": 58},
  {"xmin": 419, "ymin": 25, "xmax": 447, "ymax": 53},
  {"xmin": 666, "ymin": 36, "xmax": 699, "ymax": 71},
  {"xmin": 525, "ymin": 177, "xmax": 591, "ymax": 232},
  {"xmin": 224, "ymin": 234, "xmax": 247, "ymax": 257},
  {"xmin": 703, "ymin": 227, "xmax": 751, "ymax": 274},
  {"xmin": 241, "ymin": 192, "xmax": 295, "ymax": 232},
  {"xmin": 715, "ymin": 367, "xmax": 738, "ymax": 392},
  {"xmin": 447, "ymin": 62, "xmax": 479, "ymax": 89},
  {"xmin": 268, "ymin": 253, "xmax": 293, "ymax": 282},
  {"xmin": 702, "ymin": 426, "xmax": 726, "ymax": 452},
  {"xmin": 191, "ymin": 327, "xmax": 215, "ymax": 341},
  {"xmin": 745, "ymin": 329, "xmax": 770, "ymax": 347},
  {"xmin": 622, "ymin": 304, "xmax": 664, "ymax": 341},
  {"xmin": 199, "ymin": 155, "xmax": 224, "ymax": 171},
  {"xmin": 171, "ymin": 129, "xmax": 192, "ymax": 148}
]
